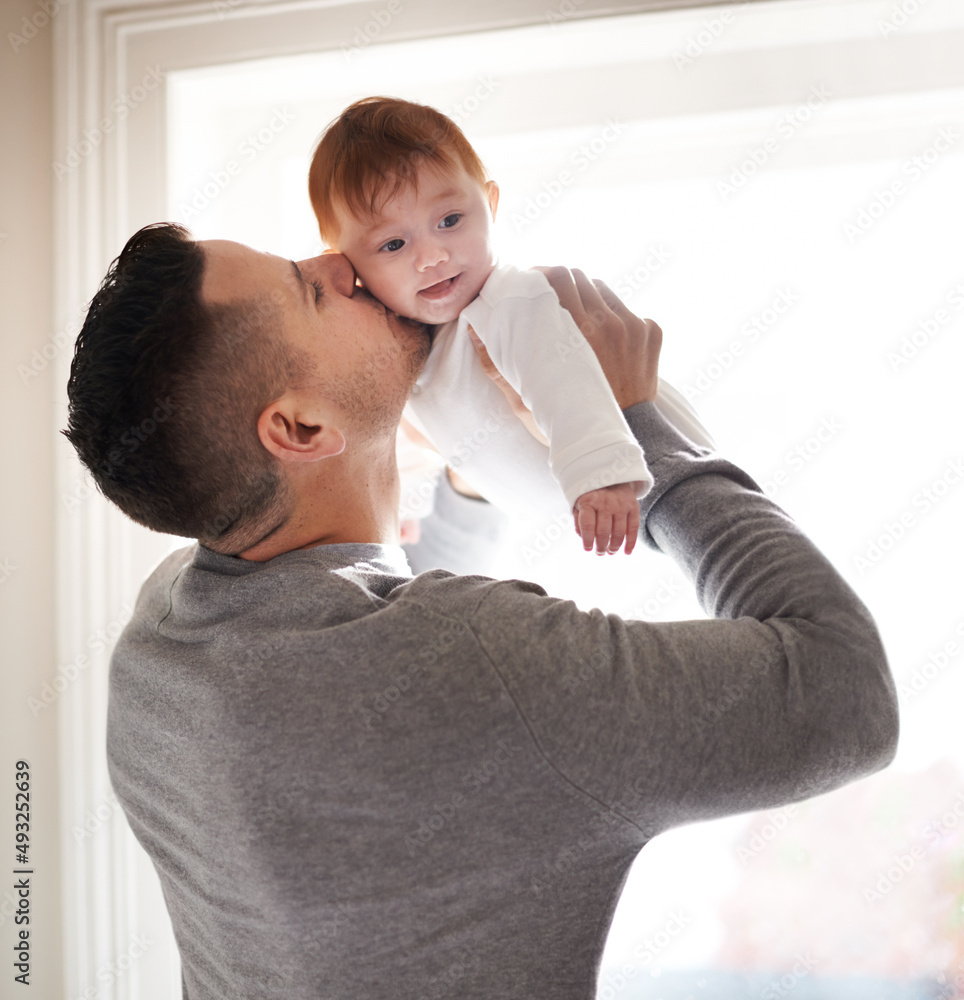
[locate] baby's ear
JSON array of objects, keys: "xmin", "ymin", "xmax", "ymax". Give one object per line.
[{"xmin": 485, "ymin": 180, "xmax": 500, "ymax": 221}]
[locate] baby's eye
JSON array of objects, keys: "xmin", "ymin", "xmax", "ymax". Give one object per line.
[
  {"xmin": 380, "ymin": 238, "xmax": 405, "ymax": 253},
  {"xmin": 439, "ymin": 214, "xmax": 461, "ymax": 229}
]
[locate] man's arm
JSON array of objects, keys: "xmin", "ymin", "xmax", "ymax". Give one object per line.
[{"xmin": 449, "ymin": 269, "xmax": 898, "ymax": 829}]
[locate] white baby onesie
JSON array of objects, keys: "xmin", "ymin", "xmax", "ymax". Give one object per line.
[{"xmin": 402, "ymin": 264, "xmax": 710, "ymax": 521}]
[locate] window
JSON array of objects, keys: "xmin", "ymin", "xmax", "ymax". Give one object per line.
[{"xmin": 59, "ymin": 0, "xmax": 964, "ymax": 995}]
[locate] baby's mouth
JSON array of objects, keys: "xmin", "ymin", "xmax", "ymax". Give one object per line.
[{"xmin": 418, "ymin": 275, "xmax": 459, "ymax": 300}]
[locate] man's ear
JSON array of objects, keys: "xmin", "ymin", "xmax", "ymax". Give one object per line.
[
  {"xmin": 485, "ymin": 180, "xmax": 500, "ymax": 221},
  {"xmin": 256, "ymin": 394, "xmax": 346, "ymax": 464}
]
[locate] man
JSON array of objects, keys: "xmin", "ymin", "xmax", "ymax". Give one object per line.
[{"xmin": 65, "ymin": 223, "xmax": 898, "ymax": 999}]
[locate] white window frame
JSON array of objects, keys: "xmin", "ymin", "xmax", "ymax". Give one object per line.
[{"xmin": 52, "ymin": 0, "xmax": 964, "ymax": 995}]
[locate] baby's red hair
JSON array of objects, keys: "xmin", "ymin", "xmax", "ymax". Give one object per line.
[{"xmin": 309, "ymin": 96, "xmax": 489, "ymax": 245}]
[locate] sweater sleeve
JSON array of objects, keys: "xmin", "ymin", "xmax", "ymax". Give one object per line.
[
  {"xmin": 461, "ymin": 268, "xmax": 653, "ymax": 507},
  {"xmin": 463, "ymin": 402, "xmax": 899, "ymax": 834}
]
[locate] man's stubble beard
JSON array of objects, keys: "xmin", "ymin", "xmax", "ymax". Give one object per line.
[{"xmin": 324, "ymin": 333, "xmax": 430, "ymax": 444}]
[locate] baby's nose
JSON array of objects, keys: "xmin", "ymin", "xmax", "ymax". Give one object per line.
[{"xmin": 415, "ymin": 240, "xmax": 448, "ymax": 271}]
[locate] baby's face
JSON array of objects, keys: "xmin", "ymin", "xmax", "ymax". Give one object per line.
[{"xmin": 331, "ymin": 164, "xmax": 499, "ymax": 325}]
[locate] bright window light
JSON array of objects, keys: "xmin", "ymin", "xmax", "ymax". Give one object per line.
[{"xmin": 168, "ymin": 1, "xmax": 964, "ymax": 987}]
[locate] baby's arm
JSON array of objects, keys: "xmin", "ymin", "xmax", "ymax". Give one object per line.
[{"xmin": 462, "ymin": 267, "xmax": 652, "ymax": 551}]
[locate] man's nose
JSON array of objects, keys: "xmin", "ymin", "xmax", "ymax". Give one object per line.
[{"xmin": 296, "ymin": 252, "xmax": 357, "ymax": 298}]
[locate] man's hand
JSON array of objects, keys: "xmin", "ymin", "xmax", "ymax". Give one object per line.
[{"xmin": 534, "ymin": 266, "xmax": 662, "ymax": 409}]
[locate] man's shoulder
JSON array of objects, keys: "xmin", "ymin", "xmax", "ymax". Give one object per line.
[
  {"xmin": 137, "ymin": 543, "xmax": 197, "ymax": 599},
  {"xmin": 402, "ymin": 567, "xmax": 547, "ymax": 593},
  {"xmin": 395, "ymin": 567, "xmax": 549, "ymax": 618}
]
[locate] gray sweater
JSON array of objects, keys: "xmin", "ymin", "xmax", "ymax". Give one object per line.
[{"xmin": 107, "ymin": 402, "xmax": 898, "ymax": 999}]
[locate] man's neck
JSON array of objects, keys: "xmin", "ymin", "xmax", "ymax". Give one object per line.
[{"xmin": 236, "ymin": 447, "xmax": 400, "ymax": 561}]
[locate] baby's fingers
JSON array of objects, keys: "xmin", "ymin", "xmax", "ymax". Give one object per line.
[
  {"xmin": 574, "ymin": 504, "xmax": 597, "ymax": 552},
  {"xmin": 607, "ymin": 513, "xmax": 627, "ymax": 556},
  {"xmin": 592, "ymin": 511, "xmax": 614, "ymax": 556},
  {"xmin": 624, "ymin": 503, "xmax": 640, "ymax": 555}
]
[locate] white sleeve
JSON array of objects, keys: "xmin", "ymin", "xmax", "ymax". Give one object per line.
[{"xmin": 461, "ymin": 267, "xmax": 653, "ymax": 510}]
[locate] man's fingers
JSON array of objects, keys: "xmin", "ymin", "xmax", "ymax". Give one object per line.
[
  {"xmin": 467, "ymin": 325, "xmax": 497, "ymax": 377},
  {"xmin": 536, "ymin": 265, "xmax": 664, "ymax": 407},
  {"xmin": 593, "ymin": 278, "xmax": 635, "ymax": 319},
  {"xmin": 570, "ymin": 270, "xmax": 614, "ymax": 338},
  {"xmin": 534, "ymin": 266, "xmax": 589, "ymax": 328}
]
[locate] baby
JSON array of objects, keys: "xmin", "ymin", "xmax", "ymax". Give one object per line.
[{"xmin": 309, "ymin": 96, "xmax": 652, "ymax": 555}]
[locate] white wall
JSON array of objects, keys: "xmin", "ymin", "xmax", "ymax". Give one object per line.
[{"xmin": 0, "ymin": 1, "xmax": 63, "ymax": 996}]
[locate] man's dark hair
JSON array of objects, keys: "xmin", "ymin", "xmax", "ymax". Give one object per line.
[{"xmin": 63, "ymin": 222, "xmax": 312, "ymax": 554}]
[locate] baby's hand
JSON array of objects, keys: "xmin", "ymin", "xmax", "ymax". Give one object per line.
[{"xmin": 573, "ymin": 483, "xmax": 640, "ymax": 555}]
